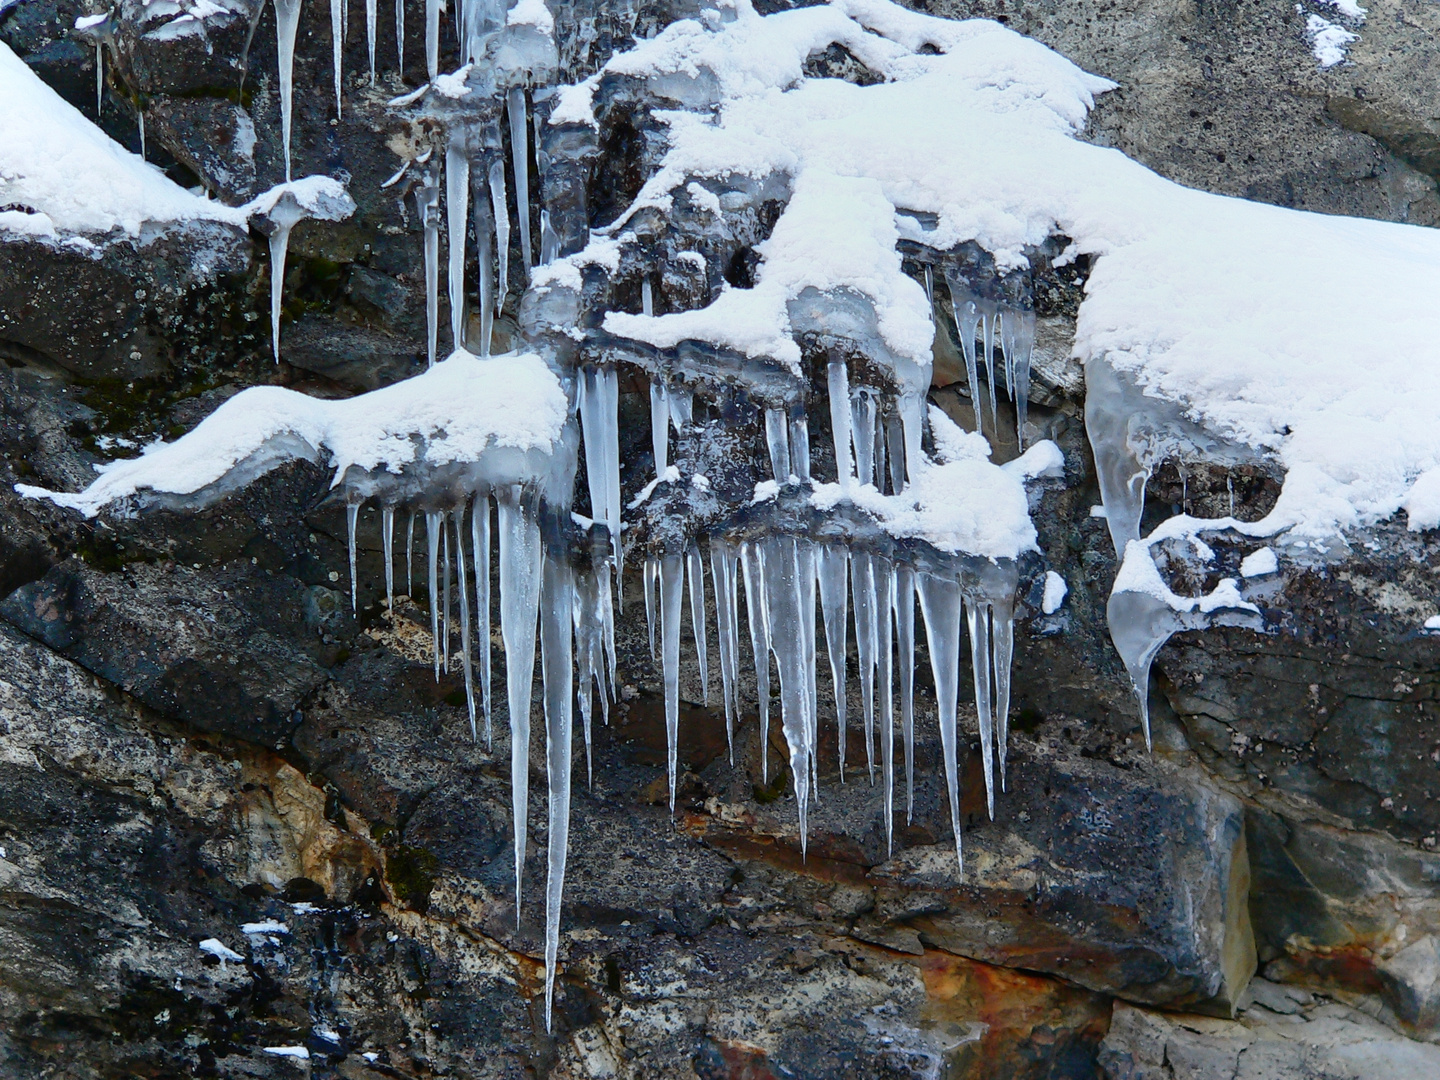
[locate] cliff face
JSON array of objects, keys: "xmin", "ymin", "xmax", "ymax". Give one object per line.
[{"xmin": 2, "ymin": 1, "xmax": 1440, "ymax": 1078}]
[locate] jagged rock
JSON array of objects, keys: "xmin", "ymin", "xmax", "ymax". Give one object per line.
[{"xmin": 1098, "ymin": 987, "xmax": 1440, "ymax": 1079}]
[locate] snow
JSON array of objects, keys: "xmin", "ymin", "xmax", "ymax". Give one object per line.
[
  {"xmin": 1424, "ymin": 616, "xmax": 1440, "ymax": 632},
  {"xmin": 1240, "ymin": 547, "xmax": 1279, "ymax": 578},
  {"xmin": 1302, "ymin": 10, "xmax": 1358, "ymax": 68},
  {"xmin": 1042, "ymin": 571, "xmax": 1067, "ymax": 614},
  {"xmin": 262, "ymin": 1046, "xmax": 310, "ymax": 1059},
  {"xmin": 198, "ymin": 938, "xmax": 243, "ymax": 962},
  {"xmin": 549, "ymin": 0, "xmax": 1440, "ymax": 547},
  {"xmin": 1316, "ymin": 0, "xmax": 1366, "ymax": 18},
  {"xmin": 18, "ymin": 351, "xmax": 568, "ymax": 516},
  {"xmin": 240, "ymin": 920, "xmax": 290, "ymax": 934},
  {"xmin": 507, "ymin": 0, "xmax": 553, "ymax": 35}
]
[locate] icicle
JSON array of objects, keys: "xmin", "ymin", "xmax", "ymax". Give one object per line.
[
  {"xmin": 851, "ymin": 551, "xmax": 878, "ymax": 782},
  {"xmin": 599, "ymin": 557, "xmax": 617, "ymax": 699},
  {"xmin": 366, "ymin": 0, "xmax": 377, "ymax": 81},
  {"xmin": 406, "ymin": 510, "xmax": 415, "ymax": 594},
  {"xmin": 425, "ymin": 0, "xmax": 439, "ymax": 81},
  {"xmin": 644, "ymin": 556, "xmax": 658, "ymax": 660},
  {"xmin": 498, "ymin": 487, "xmax": 542, "ymax": 919},
  {"xmin": 472, "ymin": 495, "xmax": 493, "ymax": 745},
  {"xmin": 789, "ymin": 411, "xmax": 811, "ymax": 484},
  {"xmin": 330, "ymin": 0, "xmax": 344, "ymax": 117},
  {"xmin": 538, "ymin": 554, "xmax": 573, "ymax": 1034},
  {"xmin": 669, "ymin": 388, "xmax": 693, "ymax": 433},
  {"xmin": 1001, "ymin": 307, "xmax": 1017, "ymax": 403},
  {"xmin": 347, "ymin": 500, "xmax": 361, "ymax": 613},
  {"xmin": 442, "ymin": 508, "xmax": 452, "ymax": 672},
  {"xmin": 455, "ymin": 508, "xmax": 477, "ymax": 739},
  {"xmin": 95, "ymin": 44, "xmax": 103, "ymax": 117},
  {"xmin": 876, "ymin": 556, "xmax": 895, "ymax": 856},
  {"xmin": 659, "ymin": 553, "xmax": 684, "ymax": 812},
  {"xmin": 382, "ymin": 505, "xmax": 395, "ymax": 611},
  {"xmin": 817, "ymin": 545, "xmax": 848, "ymax": 781},
  {"xmin": 540, "ymin": 209, "xmax": 559, "ymax": 265},
  {"xmin": 650, "ymin": 380, "xmax": 669, "ymax": 479},
  {"xmin": 945, "ymin": 273, "xmax": 983, "ymax": 437},
  {"xmin": 266, "ymin": 195, "xmax": 305, "ymax": 362},
  {"xmin": 764, "ymin": 408, "xmax": 790, "ymax": 484},
  {"xmin": 740, "ymin": 541, "xmax": 771, "ymax": 784},
  {"xmin": 992, "ymin": 593, "xmax": 1014, "ymax": 793},
  {"xmin": 917, "ymin": 571, "xmax": 964, "ymax": 871},
  {"xmin": 472, "ymin": 158, "xmax": 495, "ymax": 357},
  {"xmin": 874, "ymin": 410, "xmax": 887, "ymax": 493},
  {"xmin": 489, "ymin": 158, "xmax": 509, "ymax": 311},
  {"xmin": 1002, "ymin": 308, "xmax": 1035, "ymax": 449},
  {"xmin": 601, "ymin": 368, "xmax": 622, "ymax": 576},
  {"xmin": 573, "ymin": 566, "xmax": 601, "ymax": 786},
  {"xmin": 797, "ymin": 539, "xmax": 818, "ymax": 795},
  {"xmin": 894, "ymin": 565, "xmax": 916, "ymax": 821},
  {"xmin": 884, "ymin": 411, "xmax": 905, "ymax": 496},
  {"xmin": 980, "ymin": 301, "xmax": 999, "ymax": 433},
  {"xmin": 898, "ymin": 392, "xmax": 924, "ymax": 490},
  {"xmin": 924, "ymin": 265, "xmax": 934, "ymax": 303},
  {"xmin": 446, "ymin": 138, "xmax": 470, "ymax": 352},
  {"xmin": 760, "ymin": 536, "xmax": 811, "ymax": 854},
  {"xmin": 827, "ymin": 360, "xmax": 853, "ymax": 487},
  {"xmin": 966, "ymin": 599, "xmax": 995, "ymax": 820},
  {"xmin": 426, "ymin": 510, "xmax": 442, "ymax": 679},
  {"xmin": 710, "ymin": 539, "xmax": 739, "ymax": 762},
  {"xmin": 687, "ymin": 545, "xmax": 708, "ymax": 705},
  {"xmin": 138, "ymin": 109, "xmax": 145, "ymax": 160},
  {"xmin": 417, "ymin": 165, "xmax": 441, "ymax": 368},
  {"xmin": 394, "ymin": 0, "xmax": 405, "ymax": 78},
  {"xmin": 641, "ymin": 276, "xmax": 654, "ymax": 317},
  {"xmin": 851, "ymin": 390, "xmax": 877, "ymax": 489},
  {"xmin": 508, "ymin": 88, "xmax": 532, "ymax": 275}
]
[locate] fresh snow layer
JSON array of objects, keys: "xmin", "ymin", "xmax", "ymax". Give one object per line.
[
  {"xmin": 198, "ymin": 938, "xmax": 244, "ymax": 962},
  {"xmin": 0, "ymin": 42, "xmax": 351, "ymax": 237},
  {"xmin": 19, "ymin": 351, "xmax": 567, "ymax": 516},
  {"xmin": 1239, "ymin": 547, "xmax": 1279, "ymax": 578},
  {"xmin": 545, "ymin": 0, "xmax": 1440, "ymax": 544}
]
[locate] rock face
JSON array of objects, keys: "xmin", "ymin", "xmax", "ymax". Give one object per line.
[{"xmin": 2, "ymin": 0, "xmax": 1440, "ymax": 1077}]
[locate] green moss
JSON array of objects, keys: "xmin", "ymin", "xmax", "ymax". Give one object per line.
[{"xmin": 386, "ymin": 845, "xmax": 438, "ymax": 912}]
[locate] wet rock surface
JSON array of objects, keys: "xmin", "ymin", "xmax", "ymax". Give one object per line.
[{"xmin": 3, "ymin": 0, "xmax": 1440, "ymax": 1076}]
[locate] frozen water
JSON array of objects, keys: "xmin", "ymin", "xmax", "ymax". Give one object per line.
[
  {"xmin": 687, "ymin": 546, "xmax": 709, "ymax": 705},
  {"xmin": 740, "ymin": 541, "xmax": 772, "ymax": 785},
  {"xmin": 917, "ymin": 569, "xmax": 964, "ymax": 870},
  {"xmin": 499, "ymin": 488, "xmax": 542, "ymax": 917},
  {"xmin": 417, "ymin": 165, "xmax": 442, "ymax": 368},
  {"xmin": 659, "ymin": 552, "xmax": 684, "ymax": 811},
  {"xmin": 473, "ymin": 495, "xmax": 494, "ymax": 744},
  {"xmin": 508, "ymin": 88, "xmax": 532, "ymax": 274},
  {"xmin": 330, "ymin": 0, "xmax": 344, "ymax": 117},
  {"xmin": 817, "ymin": 545, "xmax": 848, "ymax": 780},
  {"xmin": 446, "ymin": 139, "xmax": 471, "ymax": 352},
  {"xmin": 539, "ymin": 554, "xmax": 573, "ymax": 1032},
  {"xmin": 894, "ymin": 563, "xmax": 916, "ymax": 818}
]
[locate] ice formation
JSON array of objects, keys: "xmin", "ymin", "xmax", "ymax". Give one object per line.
[{"xmin": 18, "ymin": 0, "xmax": 1440, "ymax": 1032}]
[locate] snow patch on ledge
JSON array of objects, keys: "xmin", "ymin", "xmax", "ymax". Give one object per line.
[
  {"xmin": 1, "ymin": 41, "xmax": 351, "ymax": 238},
  {"xmin": 17, "ymin": 351, "xmax": 567, "ymax": 517}
]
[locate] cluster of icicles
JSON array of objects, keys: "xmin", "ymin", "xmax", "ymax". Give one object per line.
[{"xmin": 333, "ymin": 346, "xmax": 1023, "ymax": 1028}]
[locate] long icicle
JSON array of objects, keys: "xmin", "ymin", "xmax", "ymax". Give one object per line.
[
  {"xmin": 95, "ymin": 43, "xmax": 103, "ymax": 117},
  {"xmin": 347, "ymin": 501, "xmax": 361, "ymax": 613},
  {"xmin": 455, "ymin": 506, "xmax": 476, "ymax": 739},
  {"xmin": 967, "ymin": 598, "xmax": 996, "ymax": 820},
  {"xmin": 365, "ymin": 0, "xmax": 377, "ymax": 81},
  {"xmin": 539, "ymin": 554, "xmax": 573, "ymax": 1034},
  {"xmin": 394, "ymin": 0, "xmax": 405, "ymax": 78},
  {"xmin": 918, "ymin": 570, "xmax": 965, "ymax": 870},
  {"xmin": 687, "ymin": 545, "xmax": 708, "ymax": 706},
  {"xmin": 489, "ymin": 158, "xmax": 509, "ymax": 312},
  {"xmin": 406, "ymin": 510, "xmax": 415, "ymax": 595},
  {"xmin": 818, "ymin": 545, "xmax": 848, "ymax": 781},
  {"xmin": 426, "ymin": 510, "xmax": 442, "ymax": 679},
  {"xmin": 446, "ymin": 137, "xmax": 470, "ymax": 353},
  {"xmin": 740, "ymin": 541, "xmax": 771, "ymax": 785},
  {"xmin": 472, "ymin": 494, "xmax": 493, "ymax": 746},
  {"xmin": 442, "ymin": 508, "xmax": 451, "ymax": 673},
  {"xmin": 498, "ymin": 487, "xmax": 542, "ymax": 922},
  {"xmin": 828, "ymin": 360, "xmax": 853, "ymax": 487},
  {"xmin": 650, "ymin": 379, "xmax": 669, "ymax": 479},
  {"xmin": 895, "ymin": 564, "xmax": 916, "ymax": 821},
  {"xmin": 993, "ymin": 594, "xmax": 1015, "ymax": 792},
  {"xmin": 761, "ymin": 536, "xmax": 811, "ymax": 855},
  {"xmin": 472, "ymin": 155, "xmax": 495, "ymax": 356},
  {"xmin": 852, "ymin": 551, "xmax": 878, "ymax": 782},
  {"xmin": 382, "ymin": 505, "xmax": 395, "ymax": 612},
  {"xmin": 797, "ymin": 539, "xmax": 818, "ymax": 795},
  {"xmin": 644, "ymin": 556, "xmax": 658, "ymax": 661},
  {"xmin": 710, "ymin": 539, "xmax": 739, "ymax": 763},
  {"xmin": 507, "ymin": 87, "xmax": 532, "ymax": 276},
  {"xmin": 417, "ymin": 164, "xmax": 441, "ymax": 368},
  {"xmin": 660, "ymin": 552, "xmax": 684, "ymax": 812},
  {"xmin": 329, "ymin": 0, "xmax": 344, "ymax": 118},
  {"xmin": 425, "ymin": 0, "xmax": 439, "ymax": 81},
  {"xmin": 876, "ymin": 555, "xmax": 895, "ymax": 856}
]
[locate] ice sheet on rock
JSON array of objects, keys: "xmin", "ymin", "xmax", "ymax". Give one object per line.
[
  {"xmin": 20, "ymin": 351, "xmax": 568, "ymax": 516},
  {"xmin": 1109, "ymin": 516, "xmax": 1266, "ymax": 745}
]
